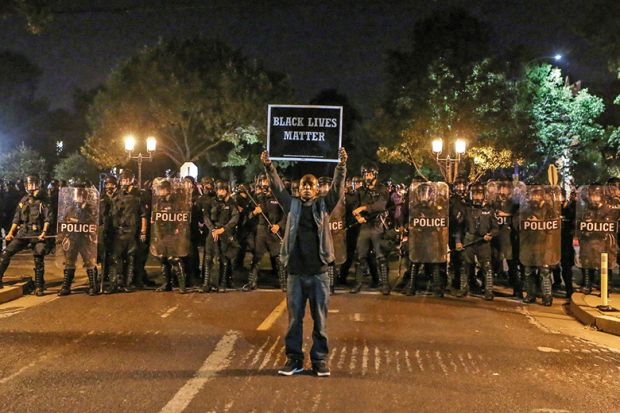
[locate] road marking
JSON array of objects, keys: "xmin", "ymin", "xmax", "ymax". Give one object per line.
[
  {"xmin": 259, "ymin": 336, "xmax": 280, "ymax": 370},
  {"xmin": 161, "ymin": 306, "xmax": 178, "ymax": 318},
  {"xmin": 349, "ymin": 346, "xmax": 358, "ymax": 371},
  {"xmin": 538, "ymin": 347, "xmax": 561, "ymax": 353},
  {"xmin": 250, "ymin": 337, "xmax": 271, "ymax": 367},
  {"xmin": 415, "ymin": 350, "xmax": 424, "ymax": 371},
  {"xmin": 362, "ymin": 345, "xmax": 369, "ymax": 375},
  {"xmin": 337, "ymin": 345, "xmax": 347, "ymax": 369},
  {"xmin": 404, "ymin": 350, "xmax": 412, "ymax": 373},
  {"xmin": 374, "ymin": 346, "xmax": 381, "ymax": 372},
  {"xmin": 160, "ymin": 330, "xmax": 239, "ymax": 413},
  {"xmin": 257, "ymin": 299, "xmax": 287, "ymax": 331},
  {"xmin": 0, "ymin": 294, "xmax": 59, "ymax": 319}
]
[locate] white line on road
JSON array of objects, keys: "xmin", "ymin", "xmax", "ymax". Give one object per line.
[
  {"xmin": 161, "ymin": 306, "xmax": 179, "ymax": 319},
  {"xmin": 159, "ymin": 330, "xmax": 240, "ymax": 413}
]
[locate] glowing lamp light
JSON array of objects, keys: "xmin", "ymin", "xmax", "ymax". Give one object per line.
[
  {"xmin": 432, "ymin": 138, "xmax": 443, "ymax": 154},
  {"xmin": 124, "ymin": 135, "xmax": 136, "ymax": 152},
  {"xmin": 455, "ymin": 139, "xmax": 466, "ymax": 155},
  {"xmin": 554, "ymin": 54, "xmax": 562, "ymax": 61},
  {"xmin": 146, "ymin": 136, "xmax": 157, "ymax": 152}
]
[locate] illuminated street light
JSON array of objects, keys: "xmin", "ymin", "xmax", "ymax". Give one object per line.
[
  {"xmin": 432, "ymin": 138, "xmax": 443, "ymax": 154},
  {"xmin": 455, "ymin": 139, "xmax": 466, "ymax": 155},
  {"xmin": 554, "ymin": 54, "xmax": 562, "ymax": 61},
  {"xmin": 432, "ymin": 137, "xmax": 467, "ymax": 183},
  {"xmin": 123, "ymin": 134, "xmax": 157, "ymax": 189},
  {"xmin": 124, "ymin": 134, "xmax": 136, "ymax": 152}
]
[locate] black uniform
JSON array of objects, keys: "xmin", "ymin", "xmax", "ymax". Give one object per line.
[
  {"xmin": 448, "ymin": 193, "xmax": 467, "ymax": 290},
  {"xmin": 0, "ymin": 192, "xmax": 51, "ymax": 293},
  {"xmin": 202, "ymin": 195, "xmax": 239, "ymax": 291},
  {"xmin": 350, "ymin": 183, "xmax": 389, "ymax": 292},
  {"xmin": 246, "ymin": 191, "xmax": 286, "ymax": 290},
  {"xmin": 489, "ymin": 196, "xmax": 522, "ymax": 296},
  {"xmin": 553, "ymin": 199, "xmax": 575, "ymax": 298},
  {"xmin": 98, "ymin": 189, "xmax": 116, "ymax": 282},
  {"xmin": 456, "ymin": 201, "xmax": 499, "ymax": 299},
  {"xmin": 108, "ymin": 187, "xmax": 146, "ymax": 293}
]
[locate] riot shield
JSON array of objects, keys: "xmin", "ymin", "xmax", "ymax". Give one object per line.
[
  {"xmin": 518, "ymin": 185, "xmax": 561, "ymax": 267},
  {"xmin": 150, "ymin": 178, "xmax": 192, "ymax": 258},
  {"xmin": 576, "ymin": 185, "xmax": 619, "ymax": 269},
  {"xmin": 55, "ymin": 187, "xmax": 100, "ymax": 269},
  {"xmin": 329, "ymin": 200, "xmax": 347, "ymax": 265},
  {"xmin": 408, "ymin": 182, "xmax": 449, "ymax": 263}
]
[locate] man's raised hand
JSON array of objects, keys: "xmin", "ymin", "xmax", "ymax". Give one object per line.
[
  {"xmin": 260, "ymin": 151, "xmax": 271, "ymax": 166},
  {"xmin": 338, "ymin": 147, "xmax": 348, "ymax": 166}
]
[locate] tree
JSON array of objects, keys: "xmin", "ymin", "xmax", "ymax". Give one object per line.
[
  {"xmin": 523, "ymin": 64, "xmax": 605, "ymax": 183},
  {"xmin": 376, "ymin": 58, "xmax": 525, "ymax": 181},
  {"xmin": 53, "ymin": 152, "xmax": 100, "ymax": 183},
  {"xmin": 82, "ymin": 38, "xmax": 292, "ymax": 170},
  {"xmin": 0, "ymin": 143, "xmax": 47, "ymax": 182}
]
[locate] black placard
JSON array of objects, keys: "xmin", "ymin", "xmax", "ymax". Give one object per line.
[{"xmin": 267, "ymin": 104, "xmax": 343, "ymax": 162}]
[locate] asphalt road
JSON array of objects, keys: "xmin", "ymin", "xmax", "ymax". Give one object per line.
[{"xmin": 1, "ymin": 270, "xmax": 619, "ymax": 413}]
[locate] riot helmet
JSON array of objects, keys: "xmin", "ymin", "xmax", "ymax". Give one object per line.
[
  {"xmin": 361, "ymin": 162, "xmax": 378, "ymax": 186},
  {"xmin": 119, "ymin": 169, "xmax": 135, "ymax": 193},
  {"xmin": 318, "ymin": 176, "xmax": 332, "ymax": 195},
  {"xmin": 25, "ymin": 175, "xmax": 40, "ymax": 195},
  {"xmin": 469, "ymin": 183, "xmax": 486, "ymax": 207},
  {"xmin": 215, "ymin": 180, "xmax": 230, "ymax": 200},
  {"xmin": 417, "ymin": 182, "xmax": 434, "ymax": 206}
]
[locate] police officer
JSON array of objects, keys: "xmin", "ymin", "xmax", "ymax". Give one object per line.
[
  {"xmin": 57, "ymin": 182, "xmax": 99, "ymax": 296},
  {"xmin": 201, "ymin": 180, "xmax": 239, "ymax": 292},
  {"xmin": 455, "ymin": 183, "xmax": 498, "ymax": 300},
  {"xmin": 106, "ymin": 169, "xmax": 147, "ymax": 294},
  {"xmin": 152, "ymin": 180, "xmax": 189, "ymax": 294},
  {"xmin": 339, "ymin": 176, "xmax": 363, "ymax": 284},
  {"xmin": 554, "ymin": 189, "xmax": 575, "ymax": 299},
  {"xmin": 0, "ymin": 176, "xmax": 51, "ymax": 295},
  {"xmin": 319, "ymin": 176, "xmax": 346, "ymax": 294},
  {"xmin": 243, "ymin": 174, "xmax": 287, "ymax": 291},
  {"xmin": 448, "ymin": 177, "xmax": 468, "ymax": 293},
  {"xmin": 183, "ymin": 176, "xmax": 202, "ymax": 287},
  {"xmin": 350, "ymin": 163, "xmax": 390, "ymax": 294},
  {"xmin": 519, "ymin": 185, "xmax": 561, "ymax": 306},
  {"xmin": 98, "ymin": 175, "xmax": 117, "ymax": 287},
  {"xmin": 406, "ymin": 182, "xmax": 449, "ymax": 297},
  {"xmin": 488, "ymin": 181, "xmax": 523, "ymax": 298}
]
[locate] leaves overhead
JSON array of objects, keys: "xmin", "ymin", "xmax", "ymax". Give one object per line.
[{"xmin": 83, "ymin": 37, "xmax": 292, "ymax": 169}]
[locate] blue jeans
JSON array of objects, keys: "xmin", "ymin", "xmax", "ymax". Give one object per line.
[{"xmin": 285, "ymin": 272, "xmax": 330, "ymax": 362}]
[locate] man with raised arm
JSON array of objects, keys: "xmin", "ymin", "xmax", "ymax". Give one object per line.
[{"xmin": 261, "ymin": 147, "xmax": 347, "ymax": 377}]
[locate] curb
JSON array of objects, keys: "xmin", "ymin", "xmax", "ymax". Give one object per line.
[
  {"xmin": 0, "ymin": 277, "xmax": 33, "ymax": 305},
  {"xmin": 568, "ymin": 292, "xmax": 620, "ymax": 336}
]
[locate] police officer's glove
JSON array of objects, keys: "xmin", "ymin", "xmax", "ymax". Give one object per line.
[
  {"xmin": 140, "ymin": 232, "xmax": 147, "ymax": 242},
  {"xmin": 456, "ymin": 242, "xmax": 463, "ymax": 251},
  {"xmin": 483, "ymin": 233, "xmax": 492, "ymax": 241}
]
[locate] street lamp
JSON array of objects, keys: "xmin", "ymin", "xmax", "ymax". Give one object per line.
[
  {"xmin": 526, "ymin": 53, "xmax": 563, "ymax": 66},
  {"xmin": 124, "ymin": 134, "xmax": 157, "ymax": 189},
  {"xmin": 432, "ymin": 138, "xmax": 467, "ymax": 183}
]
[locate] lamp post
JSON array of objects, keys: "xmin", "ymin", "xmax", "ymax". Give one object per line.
[
  {"xmin": 124, "ymin": 134, "xmax": 157, "ymax": 189},
  {"xmin": 432, "ymin": 138, "xmax": 466, "ymax": 183}
]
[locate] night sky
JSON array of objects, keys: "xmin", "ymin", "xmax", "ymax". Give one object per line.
[{"xmin": 2, "ymin": 0, "xmax": 613, "ymax": 115}]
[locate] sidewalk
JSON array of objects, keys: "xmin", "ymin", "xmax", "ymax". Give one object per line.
[{"xmin": 569, "ymin": 291, "xmax": 620, "ymax": 336}]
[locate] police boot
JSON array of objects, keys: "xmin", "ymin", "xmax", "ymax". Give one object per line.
[
  {"xmin": 225, "ymin": 259, "xmax": 235, "ymax": 290},
  {"xmin": 327, "ymin": 265, "xmax": 335, "ymax": 295},
  {"xmin": 0, "ymin": 251, "xmax": 10, "ymax": 290},
  {"xmin": 176, "ymin": 261, "xmax": 187, "ymax": 294},
  {"xmin": 242, "ymin": 263, "xmax": 258, "ymax": 292},
  {"xmin": 432, "ymin": 265, "xmax": 444, "ymax": 298},
  {"xmin": 200, "ymin": 257, "xmax": 213, "ymax": 293},
  {"xmin": 581, "ymin": 270, "xmax": 592, "ymax": 295},
  {"xmin": 523, "ymin": 268, "xmax": 537, "ymax": 304},
  {"xmin": 541, "ymin": 267, "xmax": 553, "ymax": 306},
  {"xmin": 156, "ymin": 263, "xmax": 173, "ymax": 292},
  {"xmin": 276, "ymin": 257, "xmax": 287, "ymax": 292},
  {"xmin": 379, "ymin": 259, "xmax": 390, "ymax": 296},
  {"xmin": 34, "ymin": 256, "xmax": 45, "ymax": 296},
  {"xmin": 483, "ymin": 263, "xmax": 494, "ymax": 301},
  {"xmin": 87, "ymin": 268, "xmax": 98, "ymax": 296},
  {"xmin": 455, "ymin": 263, "xmax": 469, "ymax": 298},
  {"xmin": 58, "ymin": 268, "xmax": 75, "ymax": 296},
  {"xmin": 218, "ymin": 260, "xmax": 228, "ymax": 293},
  {"xmin": 123, "ymin": 255, "xmax": 136, "ymax": 292},
  {"xmin": 509, "ymin": 261, "xmax": 523, "ymax": 299},
  {"xmin": 350, "ymin": 261, "xmax": 366, "ymax": 294},
  {"xmin": 105, "ymin": 259, "xmax": 119, "ymax": 294},
  {"xmin": 405, "ymin": 263, "xmax": 418, "ymax": 296}
]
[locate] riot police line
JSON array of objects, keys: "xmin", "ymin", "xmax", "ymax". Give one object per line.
[{"xmin": 0, "ymin": 167, "xmax": 618, "ymax": 308}]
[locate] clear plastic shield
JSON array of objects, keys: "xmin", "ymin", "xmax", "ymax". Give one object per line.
[
  {"xmin": 518, "ymin": 185, "xmax": 561, "ymax": 267},
  {"xmin": 576, "ymin": 185, "xmax": 619, "ymax": 269},
  {"xmin": 55, "ymin": 187, "xmax": 99, "ymax": 269},
  {"xmin": 150, "ymin": 178, "xmax": 192, "ymax": 258},
  {"xmin": 329, "ymin": 201, "xmax": 347, "ymax": 265},
  {"xmin": 408, "ymin": 182, "xmax": 449, "ymax": 263},
  {"xmin": 486, "ymin": 180, "xmax": 525, "ymax": 229}
]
